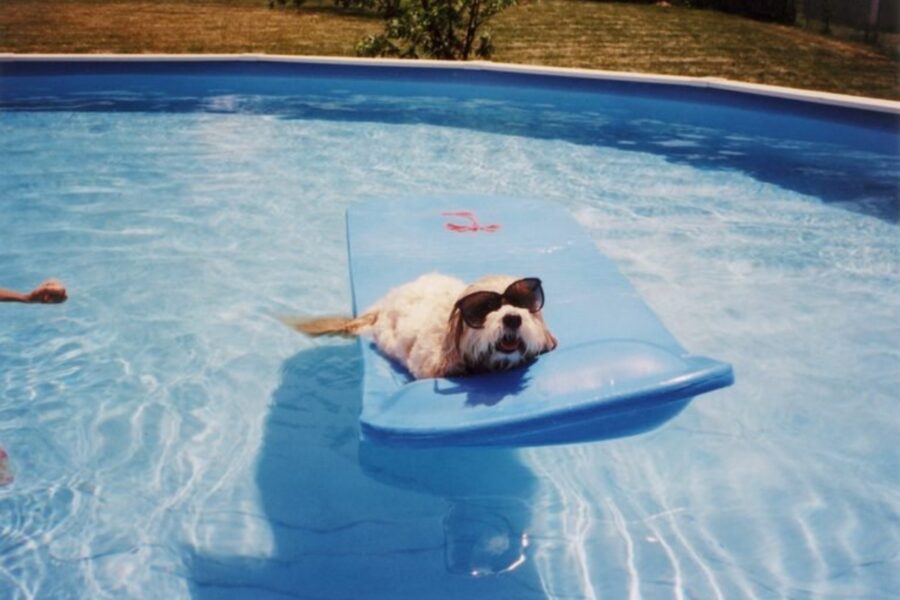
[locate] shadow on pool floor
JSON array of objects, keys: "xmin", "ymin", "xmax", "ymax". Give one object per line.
[{"xmin": 186, "ymin": 343, "xmax": 546, "ymax": 599}]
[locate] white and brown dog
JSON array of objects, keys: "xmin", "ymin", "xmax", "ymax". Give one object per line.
[{"xmin": 289, "ymin": 273, "xmax": 557, "ymax": 379}]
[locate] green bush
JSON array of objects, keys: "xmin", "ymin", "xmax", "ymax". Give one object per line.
[
  {"xmin": 606, "ymin": 0, "xmax": 797, "ymax": 24},
  {"xmin": 352, "ymin": 0, "xmax": 516, "ymax": 59},
  {"xmin": 334, "ymin": 0, "xmax": 402, "ymax": 17},
  {"xmin": 269, "ymin": 0, "xmax": 307, "ymax": 8},
  {"xmin": 698, "ymin": 0, "xmax": 796, "ymax": 24}
]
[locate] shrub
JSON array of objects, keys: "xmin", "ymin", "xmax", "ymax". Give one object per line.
[
  {"xmin": 605, "ymin": 0, "xmax": 797, "ymax": 24},
  {"xmin": 678, "ymin": 0, "xmax": 797, "ymax": 23},
  {"xmin": 334, "ymin": 0, "xmax": 403, "ymax": 17},
  {"xmin": 269, "ymin": 0, "xmax": 307, "ymax": 8},
  {"xmin": 353, "ymin": 0, "xmax": 516, "ymax": 60}
]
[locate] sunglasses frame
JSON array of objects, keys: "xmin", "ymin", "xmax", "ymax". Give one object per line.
[{"xmin": 453, "ymin": 277, "xmax": 545, "ymax": 329}]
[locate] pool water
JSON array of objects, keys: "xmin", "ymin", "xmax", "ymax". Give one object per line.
[{"xmin": 1, "ymin": 63, "xmax": 898, "ymax": 599}]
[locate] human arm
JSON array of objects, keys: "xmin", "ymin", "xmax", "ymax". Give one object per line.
[{"xmin": 0, "ymin": 279, "xmax": 68, "ymax": 303}]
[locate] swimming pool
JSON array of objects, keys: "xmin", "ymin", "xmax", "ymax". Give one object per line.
[{"xmin": 1, "ymin": 57, "xmax": 898, "ymax": 599}]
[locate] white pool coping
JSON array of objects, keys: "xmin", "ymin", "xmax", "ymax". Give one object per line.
[{"xmin": 3, "ymin": 53, "xmax": 899, "ymax": 116}]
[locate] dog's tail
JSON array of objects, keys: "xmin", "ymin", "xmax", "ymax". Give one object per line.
[{"xmin": 281, "ymin": 312, "xmax": 377, "ymax": 337}]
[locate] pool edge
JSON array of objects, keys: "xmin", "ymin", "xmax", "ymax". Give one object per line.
[{"xmin": 2, "ymin": 52, "xmax": 899, "ymax": 115}]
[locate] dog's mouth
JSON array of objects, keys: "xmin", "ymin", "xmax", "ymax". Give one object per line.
[{"xmin": 496, "ymin": 332, "xmax": 525, "ymax": 355}]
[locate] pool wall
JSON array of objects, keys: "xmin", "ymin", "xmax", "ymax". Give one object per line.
[{"xmin": 2, "ymin": 53, "xmax": 899, "ymax": 121}]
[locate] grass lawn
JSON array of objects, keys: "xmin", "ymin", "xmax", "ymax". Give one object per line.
[{"xmin": 1, "ymin": 0, "xmax": 897, "ymax": 100}]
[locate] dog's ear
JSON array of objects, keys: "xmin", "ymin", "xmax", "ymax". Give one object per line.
[
  {"xmin": 539, "ymin": 314, "xmax": 558, "ymax": 354},
  {"xmin": 543, "ymin": 330, "xmax": 559, "ymax": 354},
  {"xmin": 435, "ymin": 308, "xmax": 466, "ymax": 377}
]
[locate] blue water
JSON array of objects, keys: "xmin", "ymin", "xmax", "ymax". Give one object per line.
[{"xmin": 1, "ymin": 64, "xmax": 899, "ymax": 599}]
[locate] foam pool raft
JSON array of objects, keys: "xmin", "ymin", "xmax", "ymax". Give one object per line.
[{"xmin": 347, "ymin": 197, "xmax": 734, "ymax": 447}]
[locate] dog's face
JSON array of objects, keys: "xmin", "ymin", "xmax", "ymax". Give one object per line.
[{"xmin": 444, "ymin": 275, "xmax": 558, "ymax": 375}]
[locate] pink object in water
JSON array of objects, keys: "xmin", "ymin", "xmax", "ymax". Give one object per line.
[
  {"xmin": 442, "ymin": 211, "xmax": 501, "ymax": 233},
  {"xmin": 0, "ymin": 447, "xmax": 13, "ymax": 486}
]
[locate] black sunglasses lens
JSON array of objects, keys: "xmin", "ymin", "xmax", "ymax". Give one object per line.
[
  {"xmin": 505, "ymin": 278, "xmax": 544, "ymax": 312},
  {"xmin": 459, "ymin": 293, "xmax": 501, "ymax": 327}
]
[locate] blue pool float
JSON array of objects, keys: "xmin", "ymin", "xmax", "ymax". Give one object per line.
[{"xmin": 347, "ymin": 197, "xmax": 733, "ymax": 447}]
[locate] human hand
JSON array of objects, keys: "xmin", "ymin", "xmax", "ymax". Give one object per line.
[{"xmin": 27, "ymin": 279, "xmax": 68, "ymax": 304}]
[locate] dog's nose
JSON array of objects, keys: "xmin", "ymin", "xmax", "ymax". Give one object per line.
[{"xmin": 502, "ymin": 313, "xmax": 522, "ymax": 330}]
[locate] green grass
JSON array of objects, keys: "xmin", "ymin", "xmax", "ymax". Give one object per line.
[
  {"xmin": 491, "ymin": 1, "xmax": 899, "ymax": 99},
  {"xmin": 0, "ymin": 0, "xmax": 380, "ymax": 56},
  {"xmin": 1, "ymin": 0, "xmax": 897, "ymax": 99}
]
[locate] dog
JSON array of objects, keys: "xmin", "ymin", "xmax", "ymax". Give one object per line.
[{"xmin": 288, "ymin": 273, "xmax": 558, "ymax": 379}]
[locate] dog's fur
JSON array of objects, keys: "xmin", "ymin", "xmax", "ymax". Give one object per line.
[{"xmin": 288, "ymin": 273, "xmax": 558, "ymax": 379}]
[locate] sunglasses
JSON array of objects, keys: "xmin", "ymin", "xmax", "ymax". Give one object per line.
[{"xmin": 453, "ymin": 278, "xmax": 545, "ymax": 329}]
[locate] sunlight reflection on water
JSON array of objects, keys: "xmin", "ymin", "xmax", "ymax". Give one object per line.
[{"xmin": 1, "ymin": 78, "xmax": 898, "ymax": 598}]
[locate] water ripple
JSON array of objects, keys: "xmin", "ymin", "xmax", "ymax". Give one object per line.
[{"xmin": 1, "ymin": 105, "xmax": 897, "ymax": 599}]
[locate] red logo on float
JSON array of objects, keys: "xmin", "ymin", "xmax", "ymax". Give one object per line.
[{"xmin": 442, "ymin": 211, "xmax": 500, "ymax": 233}]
